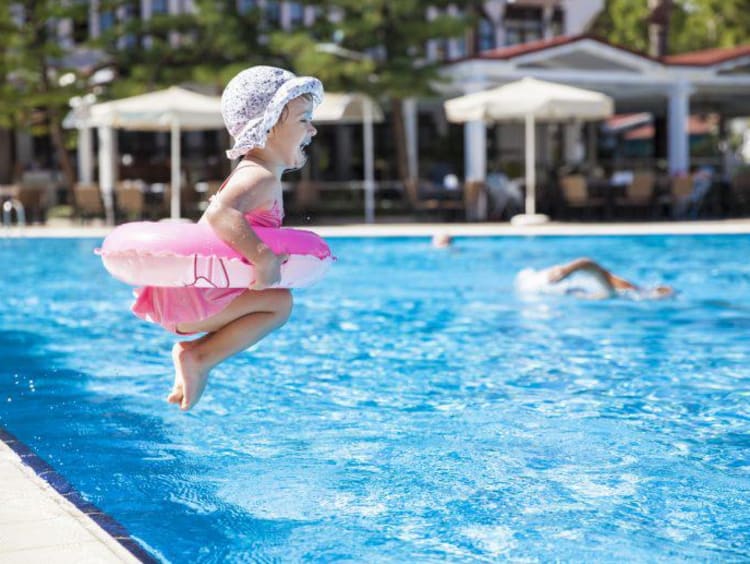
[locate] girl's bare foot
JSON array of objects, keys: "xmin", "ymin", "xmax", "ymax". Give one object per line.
[{"xmin": 169, "ymin": 341, "xmax": 210, "ymax": 411}]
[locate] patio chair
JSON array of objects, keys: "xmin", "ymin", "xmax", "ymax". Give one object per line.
[
  {"xmin": 730, "ymin": 172, "xmax": 750, "ymax": 216},
  {"xmin": 657, "ymin": 176, "xmax": 693, "ymax": 219},
  {"xmin": 463, "ymin": 181, "xmax": 488, "ymax": 221},
  {"xmin": 16, "ymin": 185, "xmax": 48, "ymax": 224},
  {"xmin": 291, "ymin": 180, "xmax": 321, "ymax": 214},
  {"xmin": 615, "ymin": 170, "xmax": 656, "ymax": 217},
  {"xmin": 403, "ymin": 178, "xmax": 465, "ymax": 221},
  {"xmin": 559, "ymin": 174, "xmax": 604, "ymax": 220},
  {"xmin": 73, "ymin": 182, "xmax": 104, "ymax": 222},
  {"xmin": 115, "ymin": 180, "xmax": 145, "ymax": 221}
]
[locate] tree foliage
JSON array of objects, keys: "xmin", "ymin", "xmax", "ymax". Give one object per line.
[
  {"xmin": 0, "ymin": 1, "xmax": 88, "ymax": 188},
  {"xmin": 591, "ymin": 0, "xmax": 750, "ymax": 55}
]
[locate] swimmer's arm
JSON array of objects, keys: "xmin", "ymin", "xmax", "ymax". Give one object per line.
[
  {"xmin": 204, "ymin": 172, "xmax": 277, "ymax": 263},
  {"xmin": 548, "ymin": 258, "xmax": 617, "ymax": 290}
]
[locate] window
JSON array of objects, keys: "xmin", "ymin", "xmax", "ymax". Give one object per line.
[
  {"xmin": 99, "ymin": 10, "xmax": 115, "ymax": 34},
  {"xmin": 289, "ymin": 2, "xmax": 304, "ymax": 27},
  {"xmin": 237, "ymin": 0, "xmax": 257, "ymax": 14},
  {"xmin": 504, "ymin": 6, "xmax": 543, "ymax": 46},
  {"xmin": 477, "ymin": 17, "xmax": 495, "ymax": 52},
  {"xmin": 152, "ymin": 0, "xmax": 168, "ymax": 15},
  {"xmin": 265, "ymin": 1, "xmax": 281, "ymax": 28}
]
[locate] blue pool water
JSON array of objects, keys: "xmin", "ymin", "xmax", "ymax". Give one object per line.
[{"xmin": 1, "ymin": 234, "xmax": 749, "ymax": 561}]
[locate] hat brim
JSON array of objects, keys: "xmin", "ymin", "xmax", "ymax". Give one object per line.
[{"xmin": 226, "ymin": 76, "xmax": 324, "ymax": 160}]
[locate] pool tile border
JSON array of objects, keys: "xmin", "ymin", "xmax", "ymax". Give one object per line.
[{"xmin": 0, "ymin": 426, "xmax": 158, "ymax": 563}]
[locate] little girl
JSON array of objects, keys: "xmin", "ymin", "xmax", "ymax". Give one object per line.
[{"xmin": 132, "ymin": 66, "xmax": 323, "ymax": 411}]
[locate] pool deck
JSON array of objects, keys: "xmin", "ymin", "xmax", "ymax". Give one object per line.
[
  {"xmin": 2, "ymin": 217, "xmax": 750, "ymax": 238},
  {"xmin": 1, "ymin": 216, "xmax": 749, "ymax": 562},
  {"xmin": 0, "ymin": 437, "xmax": 142, "ymax": 562}
]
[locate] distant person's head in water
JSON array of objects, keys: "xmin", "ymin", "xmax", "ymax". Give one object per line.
[
  {"xmin": 432, "ymin": 233, "xmax": 453, "ymax": 249},
  {"xmin": 516, "ymin": 257, "xmax": 675, "ymax": 300}
]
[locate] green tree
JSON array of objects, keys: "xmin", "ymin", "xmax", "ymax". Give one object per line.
[
  {"xmin": 591, "ymin": 0, "xmax": 750, "ymax": 55},
  {"xmin": 0, "ymin": 1, "xmax": 87, "ymax": 191},
  {"xmin": 98, "ymin": 0, "xmax": 272, "ymax": 97},
  {"xmin": 270, "ymin": 0, "xmax": 468, "ymax": 183}
]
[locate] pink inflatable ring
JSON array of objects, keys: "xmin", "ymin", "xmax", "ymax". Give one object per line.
[{"xmin": 96, "ymin": 221, "xmax": 333, "ymax": 289}]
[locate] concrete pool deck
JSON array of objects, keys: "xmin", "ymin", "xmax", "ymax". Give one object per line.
[
  {"xmin": 0, "ymin": 436, "xmax": 143, "ymax": 562},
  {"xmin": 1, "ymin": 216, "xmax": 749, "ymax": 561},
  {"xmin": 2, "ymin": 217, "xmax": 750, "ymax": 238}
]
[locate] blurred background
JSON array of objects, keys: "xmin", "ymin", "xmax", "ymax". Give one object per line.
[{"xmin": 1, "ymin": 0, "xmax": 750, "ymax": 226}]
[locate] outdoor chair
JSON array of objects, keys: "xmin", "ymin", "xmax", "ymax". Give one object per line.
[
  {"xmin": 463, "ymin": 181, "xmax": 488, "ymax": 221},
  {"xmin": 73, "ymin": 182, "xmax": 105, "ymax": 222},
  {"xmin": 16, "ymin": 185, "xmax": 47, "ymax": 224},
  {"xmin": 194, "ymin": 180, "xmax": 222, "ymax": 212},
  {"xmin": 404, "ymin": 178, "xmax": 465, "ymax": 221},
  {"xmin": 559, "ymin": 174, "xmax": 604, "ymax": 219},
  {"xmin": 615, "ymin": 171, "xmax": 656, "ymax": 218},
  {"xmin": 730, "ymin": 172, "xmax": 750, "ymax": 216},
  {"xmin": 291, "ymin": 180, "xmax": 321, "ymax": 214},
  {"xmin": 115, "ymin": 180, "xmax": 145, "ymax": 221},
  {"xmin": 162, "ymin": 183, "xmax": 203, "ymax": 219},
  {"xmin": 657, "ymin": 176, "xmax": 693, "ymax": 219}
]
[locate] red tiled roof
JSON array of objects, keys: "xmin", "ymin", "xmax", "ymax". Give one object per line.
[
  {"xmin": 477, "ymin": 34, "xmax": 584, "ymax": 60},
  {"xmin": 661, "ymin": 44, "xmax": 750, "ymax": 66},
  {"xmin": 455, "ymin": 33, "xmax": 750, "ymax": 69},
  {"xmin": 468, "ymin": 34, "xmax": 660, "ymax": 64}
]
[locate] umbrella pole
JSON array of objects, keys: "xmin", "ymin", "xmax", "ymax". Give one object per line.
[
  {"xmin": 363, "ymin": 98, "xmax": 375, "ymax": 224},
  {"xmin": 525, "ymin": 113, "xmax": 536, "ymax": 216},
  {"xmin": 170, "ymin": 117, "xmax": 181, "ymax": 220}
]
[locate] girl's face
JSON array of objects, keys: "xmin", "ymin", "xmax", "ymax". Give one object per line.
[{"xmin": 265, "ymin": 96, "xmax": 317, "ymax": 170}]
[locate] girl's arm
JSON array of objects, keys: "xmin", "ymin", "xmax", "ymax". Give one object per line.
[{"xmin": 204, "ymin": 170, "xmax": 285, "ymax": 288}]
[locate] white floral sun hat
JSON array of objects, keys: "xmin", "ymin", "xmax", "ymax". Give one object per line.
[{"xmin": 221, "ymin": 66, "xmax": 324, "ymax": 160}]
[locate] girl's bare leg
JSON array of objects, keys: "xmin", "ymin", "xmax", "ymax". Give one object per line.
[{"xmin": 168, "ymin": 289, "xmax": 292, "ymax": 411}]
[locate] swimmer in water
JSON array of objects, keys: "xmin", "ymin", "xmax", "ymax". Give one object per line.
[{"xmin": 515, "ymin": 257, "xmax": 674, "ymax": 300}]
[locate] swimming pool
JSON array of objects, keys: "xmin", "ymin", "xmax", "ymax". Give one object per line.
[{"xmin": 1, "ymin": 234, "xmax": 749, "ymax": 561}]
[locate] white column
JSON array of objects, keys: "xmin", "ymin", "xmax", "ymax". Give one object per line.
[
  {"xmin": 564, "ymin": 122, "xmax": 584, "ymax": 164},
  {"xmin": 97, "ymin": 126, "xmax": 117, "ymax": 225},
  {"xmin": 77, "ymin": 126, "xmax": 93, "ymax": 184},
  {"xmin": 465, "ymin": 121, "xmax": 487, "ymax": 182},
  {"xmin": 170, "ymin": 118, "xmax": 181, "ymax": 219},
  {"xmin": 403, "ymin": 98, "xmax": 418, "ymax": 181},
  {"xmin": 586, "ymin": 122, "xmax": 598, "ymax": 168},
  {"xmin": 668, "ymin": 81, "xmax": 692, "ymax": 175},
  {"xmin": 525, "ymin": 113, "xmax": 536, "ymax": 215},
  {"xmin": 363, "ymin": 99, "xmax": 375, "ymax": 224}
]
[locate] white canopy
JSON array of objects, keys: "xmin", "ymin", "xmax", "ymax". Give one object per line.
[
  {"xmin": 313, "ymin": 93, "xmax": 384, "ymax": 124},
  {"xmin": 71, "ymin": 86, "xmax": 224, "ymax": 130},
  {"xmin": 313, "ymin": 92, "xmax": 383, "ymax": 223},
  {"xmin": 66, "ymin": 86, "xmax": 382, "ymax": 223},
  {"xmin": 64, "ymin": 86, "xmax": 224, "ymax": 222},
  {"xmin": 444, "ymin": 77, "xmax": 613, "ymax": 224},
  {"xmin": 444, "ymin": 77, "xmax": 613, "ymax": 123}
]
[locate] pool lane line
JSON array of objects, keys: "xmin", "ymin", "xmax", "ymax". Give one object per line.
[{"xmin": 0, "ymin": 426, "xmax": 158, "ymax": 563}]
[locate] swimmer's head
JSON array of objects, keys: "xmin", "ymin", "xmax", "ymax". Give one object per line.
[
  {"xmin": 638, "ymin": 285, "xmax": 675, "ymax": 300},
  {"xmin": 432, "ymin": 233, "xmax": 453, "ymax": 248},
  {"xmin": 653, "ymin": 285, "xmax": 675, "ymax": 298}
]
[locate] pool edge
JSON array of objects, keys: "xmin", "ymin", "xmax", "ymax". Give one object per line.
[{"xmin": 0, "ymin": 426, "xmax": 158, "ymax": 563}]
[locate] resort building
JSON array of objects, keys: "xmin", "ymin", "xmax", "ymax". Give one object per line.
[{"xmin": 4, "ymin": 0, "xmax": 750, "ymax": 221}]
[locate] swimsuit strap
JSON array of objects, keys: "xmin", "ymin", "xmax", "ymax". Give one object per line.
[{"xmin": 216, "ymin": 162, "xmax": 254, "ymax": 194}]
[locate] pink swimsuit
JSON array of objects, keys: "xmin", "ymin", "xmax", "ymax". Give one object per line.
[{"xmin": 131, "ymin": 201, "xmax": 283, "ymax": 335}]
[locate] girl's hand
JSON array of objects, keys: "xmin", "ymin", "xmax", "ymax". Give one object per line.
[{"xmin": 251, "ymin": 246, "xmax": 288, "ymax": 290}]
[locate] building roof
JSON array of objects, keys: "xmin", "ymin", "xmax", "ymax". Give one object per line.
[
  {"xmin": 661, "ymin": 44, "xmax": 750, "ymax": 66},
  {"xmin": 471, "ymin": 34, "xmax": 659, "ymax": 63},
  {"xmin": 462, "ymin": 34, "xmax": 750, "ymax": 69}
]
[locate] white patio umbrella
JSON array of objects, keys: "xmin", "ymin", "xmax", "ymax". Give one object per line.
[
  {"xmin": 445, "ymin": 77, "xmax": 614, "ymax": 224},
  {"xmin": 65, "ymin": 86, "xmax": 224, "ymax": 221},
  {"xmin": 313, "ymin": 92, "xmax": 384, "ymax": 223}
]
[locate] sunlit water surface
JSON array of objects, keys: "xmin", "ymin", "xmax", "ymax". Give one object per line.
[{"xmin": 1, "ymin": 235, "xmax": 749, "ymax": 562}]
